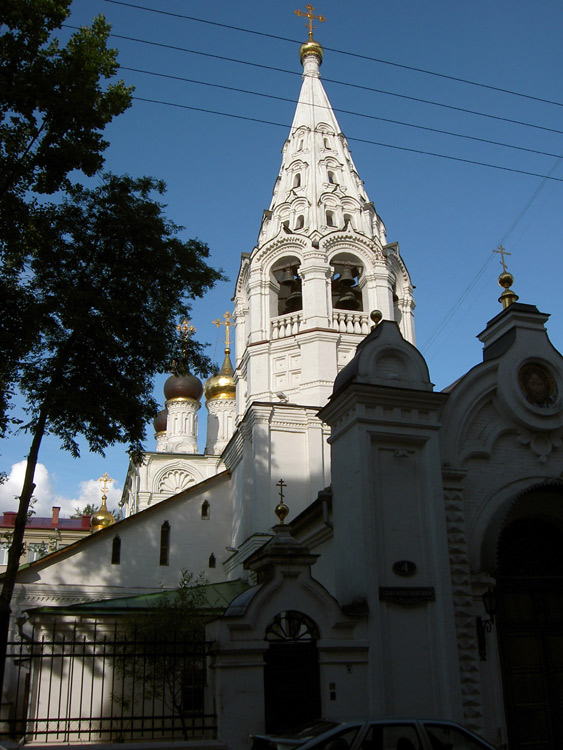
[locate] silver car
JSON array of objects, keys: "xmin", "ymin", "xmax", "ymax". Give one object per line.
[{"xmin": 251, "ymin": 719, "xmax": 499, "ymax": 750}]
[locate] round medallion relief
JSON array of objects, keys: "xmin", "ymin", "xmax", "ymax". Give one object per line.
[{"xmin": 518, "ymin": 363, "xmax": 556, "ymax": 408}]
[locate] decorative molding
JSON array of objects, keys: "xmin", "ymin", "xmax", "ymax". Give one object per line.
[
  {"xmin": 157, "ymin": 469, "xmax": 196, "ymax": 495},
  {"xmin": 444, "ymin": 489, "xmax": 484, "ymax": 734},
  {"xmin": 517, "ymin": 427, "xmax": 563, "ymax": 463},
  {"xmin": 253, "ymin": 235, "xmax": 308, "ymax": 266}
]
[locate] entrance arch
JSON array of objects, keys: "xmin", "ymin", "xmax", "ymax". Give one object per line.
[
  {"xmin": 496, "ymin": 511, "xmax": 563, "ymax": 750},
  {"xmin": 263, "ymin": 611, "xmax": 321, "ymax": 734}
]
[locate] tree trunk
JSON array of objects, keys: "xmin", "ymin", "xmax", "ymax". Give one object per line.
[{"xmin": 0, "ymin": 406, "xmax": 48, "ymax": 696}]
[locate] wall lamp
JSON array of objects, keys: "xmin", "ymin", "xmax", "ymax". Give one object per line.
[{"xmin": 476, "ymin": 586, "xmax": 497, "ymax": 661}]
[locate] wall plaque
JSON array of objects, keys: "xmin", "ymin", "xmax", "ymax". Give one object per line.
[
  {"xmin": 379, "ymin": 586, "xmax": 435, "ymax": 604},
  {"xmin": 392, "ymin": 560, "xmax": 417, "ymax": 577}
]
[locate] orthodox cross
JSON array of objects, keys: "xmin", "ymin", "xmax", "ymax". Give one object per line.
[
  {"xmin": 213, "ymin": 311, "xmax": 234, "ymax": 349},
  {"xmin": 177, "ymin": 318, "xmax": 196, "ymax": 359},
  {"xmin": 98, "ymin": 472, "xmax": 113, "ymax": 496},
  {"xmin": 294, "ymin": 4, "xmax": 326, "ymax": 40},
  {"xmin": 275, "ymin": 479, "xmax": 289, "ymax": 525},
  {"xmin": 276, "ymin": 478, "xmax": 287, "ymax": 502},
  {"xmin": 493, "ymin": 244, "xmax": 511, "ymax": 273}
]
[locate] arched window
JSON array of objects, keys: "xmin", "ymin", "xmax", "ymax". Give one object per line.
[
  {"xmin": 295, "ymin": 215, "xmax": 304, "ymax": 230},
  {"xmin": 111, "ymin": 535, "xmax": 121, "ymax": 565},
  {"xmin": 297, "ymin": 139, "xmax": 304, "ymax": 151},
  {"xmin": 160, "ymin": 521, "xmax": 170, "ymax": 566},
  {"xmin": 331, "ymin": 260, "xmax": 363, "ymax": 311},
  {"xmin": 201, "ymin": 500, "xmax": 210, "ymax": 519},
  {"xmin": 209, "ymin": 553, "xmax": 216, "ymax": 568},
  {"xmin": 344, "ymin": 213, "xmax": 352, "ymax": 227},
  {"xmin": 275, "ymin": 262, "xmax": 303, "ymax": 315},
  {"xmin": 324, "ymin": 137, "xmax": 330, "ymax": 149},
  {"xmin": 326, "ymin": 210, "xmax": 335, "ymax": 227},
  {"xmin": 265, "ymin": 610, "xmax": 320, "ymax": 641},
  {"xmin": 293, "ymin": 173, "xmax": 301, "ymax": 188},
  {"xmin": 327, "ymin": 170, "xmax": 337, "ymax": 185}
]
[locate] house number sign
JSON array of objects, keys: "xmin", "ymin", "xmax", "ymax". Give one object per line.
[{"xmin": 393, "ymin": 560, "xmax": 417, "ymax": 577}]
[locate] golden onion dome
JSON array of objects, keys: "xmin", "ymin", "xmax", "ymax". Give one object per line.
[
  {"xmin": 299, "ymin": 38, "xmax": 323, "ymax": 64},
  {"xmin": 204, "ymin": 348, "xmax": 236, "ymax": 402},
  {"xmin": 91, "ymin": 495, "xmax": 115, "ymax": 532}
]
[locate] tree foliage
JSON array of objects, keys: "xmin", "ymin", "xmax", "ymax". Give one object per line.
[
  {"xmin": 19, "ymin": 173, "xmax": 223, "ymax": 459},
  {"xmin": 70, "ymin": 503, "xmax": 98, "ymax": 519},
  {"xmin": 0, "ymin": 173, "xmax": 223, "ymax": 691},
  {"xmin": 0, "ymin": 1, "xmax": 224, "ymax": 696},
  {"xmin": 0, "ymin": 0, "xmax": 132, "ymax": 215},
  {"xmin": 0, "ymin": 0, "xmax": 133, "ymax": 433}
]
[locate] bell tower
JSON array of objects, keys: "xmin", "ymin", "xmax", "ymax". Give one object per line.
[
  {"xmin": 234, "ymin": 24, "xmax": 415, "ymax": 413},
  {"xmin": 225, "ymin": 16, "xmax": 416, "ymax": 550}
]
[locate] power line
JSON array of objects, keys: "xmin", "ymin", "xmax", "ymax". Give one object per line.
[
  {"xmin": 85, "ymin": 24, "xmax": 563, "ymax": 140},
  {"xmin": 102, "ymin": 0, "xmax": 563, "ymax": 109},
  {"xmin": 122, "ymin": 66, "xmax": 563, "ymax": 161},
  {"xmin": 421, "ymin": 156, "xmax": 563, "ymax": 357},
  {"xmin": 62, "ymin": 25, "xmax": 563, "ymax": 139},
  {"xmin": 133, "ymin": 95, "xmax": 563, "ymax": 184}
]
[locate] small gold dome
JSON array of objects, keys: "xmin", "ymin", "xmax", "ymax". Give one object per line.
[
  {"xmin": 204, "ymin": 348, "xmax": 236, "ymax": 402},
  {"xmin": 498, "ymin": 271, "xmax": 519, "ymax": 309},
  {"xmin": 91, "ymin": 495, "xmax": 115, "ymax": 532},
  {"xmin": 498, "ymin": 271, "xmax": 514, "ymax": 289},
  {"xmin": 299, "ymin": 39, "xmax": 323, "ymax": 64}
]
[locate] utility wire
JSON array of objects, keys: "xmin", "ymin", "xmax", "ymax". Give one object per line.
[
  {"xmin": 63, "ymin": 25, "xmax": 563, "ymax": 139},
  {"xmin": 421, "ymin": 156, "xmax": 563, "ymax": 357},
  {"xmin": 123, "ymin": 66, "xmax": 562, "ymax": 161},
  {"xmin": 133, "ymin": 95, "xmax": 563, "ymax": 184},
  {"xmin": 88, "ymin": 6, "xmax": 563, "ymax": 366},
  {"xmin": 103, "ymin": 0, "xmax": 563, "ymax": 109}
]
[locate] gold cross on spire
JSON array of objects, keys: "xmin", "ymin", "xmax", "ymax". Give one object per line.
[
  {"xmin": 294, "ymin": 4, "xmax": 326, "ymax": 40},
  {"xmin": 213, "ymin": 311, "xmax": 234, "ymax": 350},
  {"xmin": 177, "ymin": 318, "xmax": 196, "ymax": 359},
  {"xmin": 98, "ymin": 472, "xmax": 113, "ymax": 496},
  {"xmin": 493, "ymin": 244, "xmax": 511, "ymax": 273},
  {"xmin": 276, "ymin": 478, "xmax": 287, "ymax": 501}
]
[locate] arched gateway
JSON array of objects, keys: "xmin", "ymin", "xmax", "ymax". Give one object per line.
[
  {"xmin": 263, "ymin": 611, "xmax": 321, "ymax": 733},
  {"xmin": 495, "ymin": 487, "xmax": 563, "ymax": 750}
]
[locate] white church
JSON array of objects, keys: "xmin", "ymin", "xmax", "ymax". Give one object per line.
[{"xmin": 2, "ymin": 24, "xmax": 563, "ymax": 750}]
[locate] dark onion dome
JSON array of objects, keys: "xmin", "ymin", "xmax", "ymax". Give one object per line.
[
  {"xmin": 91, "ymin": 496, "xmax": 115, "ymax": 532},
  {"xmin": 153, "ymin": 408, "xmax": 167, "ymax": 434},
  {"xmin": 163, "ymin": 373, "xmax": 203, "ymax": 403},
  {"xmin": 204, "ymin": 349, "xmax": 236, "ymax": 402}
]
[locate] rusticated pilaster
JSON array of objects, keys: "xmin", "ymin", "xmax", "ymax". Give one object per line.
[{"xmin": 444, "ymin": 486, "xmax": 484, "ymax": 733}]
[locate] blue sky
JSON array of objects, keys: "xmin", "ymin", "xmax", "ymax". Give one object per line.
[{"xmin": 2, "ymin": 0, "xmax": 562, "ymax": 516}]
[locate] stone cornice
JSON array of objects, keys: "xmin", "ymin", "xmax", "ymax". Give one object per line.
[{"xmin": 321, "ymin": 383, "xmax": 447, "ymax": 436}]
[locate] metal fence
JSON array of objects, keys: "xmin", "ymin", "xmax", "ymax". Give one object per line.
[{"xmin": 1, "ymin": 619, "xmax": 217, "ymax": 743}]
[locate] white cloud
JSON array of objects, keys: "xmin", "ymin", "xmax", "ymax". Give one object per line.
[
  {"xmin": 0, "ymin": 461, "xmax": 55, "ymax": 515},
  {"xmin": 0, "ymin": 462, "xmax": 121, "ymax": 519}
]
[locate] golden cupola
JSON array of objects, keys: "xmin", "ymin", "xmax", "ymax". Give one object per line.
[
  {"xmin": 204, "ymin": 348, "xmax": 236, "ymax": 402},
  {"xmin": 204, "ymin": 312, "xmax": 237, "ymax": 455},
  {"xmin": 205, "ymin": 311, "xmax": 236, "ymax": 403},
  {"xmin": 91, "ymin": 495, "xmax": 115, "ymax": 532}
]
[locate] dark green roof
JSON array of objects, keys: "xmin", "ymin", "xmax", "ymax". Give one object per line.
[{"xmin": 28, "ymin": 579, "xmax": 250, "ymax": 617}]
